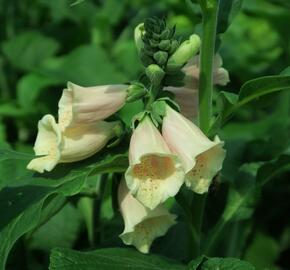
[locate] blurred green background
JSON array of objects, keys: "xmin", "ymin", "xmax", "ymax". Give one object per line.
[{"xmin": 0, "ymin": 0, "xmax": 290, "ymax": 269}]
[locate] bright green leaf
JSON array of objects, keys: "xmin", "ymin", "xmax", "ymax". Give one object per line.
[
  {"xmin": 2, "ymin": 31, "xmax": 59, "ymax": 71},
  {"xmin": 201, "ymin": 257, "xmax": 255, "ymax": 270},
  {"xmin": 49, "ymin": 248, "xmax": 186, "ymax": 270}
]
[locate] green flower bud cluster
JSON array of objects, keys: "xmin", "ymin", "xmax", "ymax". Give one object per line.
[{"xmin": 139, "ymin": 17, "xmax": 180, "ymax": 69}]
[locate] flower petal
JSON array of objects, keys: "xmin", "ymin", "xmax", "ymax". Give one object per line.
[
  {"xmin": 125, "ymin": 117, "xmax": 185, "ymax": 209},
  {"xmin": 162, "ymin": 105, "xmax": 226, "ymax": 194},
  {"xmin": 27, "ymin": 115, "xmax": 61, "ymax": 173},
  {"xmin": 60, "ymin": 121, "xmax": 117, "ymax": 162},
  {"xmin": 118, "ymin": 180, "xmax": 176, "ymax": 253},
  {"xmin": 65, "ymin": 82, "xmax": 128, "ymax": 124}
]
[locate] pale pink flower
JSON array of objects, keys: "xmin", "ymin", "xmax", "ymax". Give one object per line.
[
  {"xmin": 27, "ymin": 115, "xmax": 118, "ymax": 173},
  {"xmin": 165, "ymin": 54, "xmax": 230, "ymax": 119},
  {"xmin": 118, "ymin": 179, "xmax": 176, "ymax": 253},
  {"xmin": 125, "ymin": 116, "xmax": 185, "ymax": 210},
  {"xmin": 162, "ymin": 105, "xmax": 226, "ymax": 194},
  {"xmin": 59, "ymin": 82, "xmax": 128, "ymax": 127}
]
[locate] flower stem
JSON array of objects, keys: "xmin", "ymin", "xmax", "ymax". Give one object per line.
[
  {"xmin": 191, "ymin": 0, "xmax": 219, "ymax": 257},
  {"xmin": 198, "ymin": 0, "xmax": 219, "ymax": 134}
]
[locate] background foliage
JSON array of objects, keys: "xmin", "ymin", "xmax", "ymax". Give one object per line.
[{"xmin": 0, "ymin": 0, "xmax": 290, "ymax": 269}]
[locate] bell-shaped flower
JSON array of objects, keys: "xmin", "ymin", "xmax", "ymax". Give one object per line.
[
  {"xmin": 165, "ymin": 54, "xmax": 229, "ymax": 119},
  {"xmin": 61, "ymin": 82, "xmax": 128, "ymax": 127},
  {"xmin": 125, "ymin": 116, "xmax": 185, "ymax": 210},
  {"xmin": 118, "ymin": 179, "xmax": 176, "ymax": 254},
  {"xmin": 27, "ymin": 114, "xmax": 119, "ymax": 173},
  {"xmin": 162, "ymin": 105, "xmax": 226, "ymax": 194}
]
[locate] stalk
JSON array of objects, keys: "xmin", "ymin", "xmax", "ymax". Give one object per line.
[{"xmin": 191, "ymin": 0, "xmax": 220, "ymax": 256}]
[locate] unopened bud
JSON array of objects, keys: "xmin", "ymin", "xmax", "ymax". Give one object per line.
[
  {"xmin": 158, "ymin": 40, "xmax": 171, "ymax": 51},
  {"xmin": 126, "ymin": 84, "xmax": 148, "ymax": 103},
  {"xmin": 134, "ymin": 23, "xmax": 145, "ymax": 52},
  {"xmin": 145, "ymin": 64, "xmax": 165, "ymax": 86},
  {"xmin": 153, "ymin": 51, "xmax": 168, "ymax": 66},
  {"xmin": 167, "ymin": 34, "xmax": 201, "ymax": 70}
]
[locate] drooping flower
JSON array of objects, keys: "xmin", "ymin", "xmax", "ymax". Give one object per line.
[
  {"xmin": 162, "ymin": 105, "xmax": 226, "ymax": 194},
  {"xmin": 125, "ymin": 116, "xmax": 185, "ymax": 210},
  {"xmin": 165, "ymin": 54, "xmax": 230, "ymax": 119},
  {"xmin": 118, "ymin": 179, "xmax": 176, "ymax": 254},
  {"xmin": 61, "ymin": 82, "xmax": 128, "ymax": 127},
  {"xmin": 27, "ymin": 115, "xmax": 119, "ymax": 173},
  {"xmin": 27, "ymin": 82, "xmax": 127, "ymax": 173}
]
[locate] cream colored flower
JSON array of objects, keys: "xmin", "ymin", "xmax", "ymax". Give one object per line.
[
  {"xmin": 61, "ymin": 82, "xmax": 128, "ymax": 127},
  {"xmin": 162, "ymin": 105, "xmax": 226, "ymax": 194},
  {"xmin": 27, "ymin": 115, "xmax": 118, "ymax": 173},
  {"xmin": 118, "ymin": 179, "xmax": 176, "ymax": 254},
  {"xmin": 165, "ymin": 54, "xmax": 230, "ymax": 119},
  {"xmin": 125, "ymin": 116, "xmax": 185, "ymax": 210}
]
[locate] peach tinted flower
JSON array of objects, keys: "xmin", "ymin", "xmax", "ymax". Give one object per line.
[
  {"xmin": 125, "ymin": 116, "xmax": 185, "ymax": 209},
  {"xmin": 60, "ymin": 82, "xmax": 128, "ymax": 127},
  {"xmin": 165, "ymin": 54, "xmax": 229, "ymax": 119},
  {"xmin": 118, "ymin": 179, "xmax": 176, "ymax": 254},
  {"xmin": 162, "ymin": 105, "xmax": 225, "ymax": 194},
  {"xmin": 27, "ymin": 115, "xmax": 118, "ymax": 173}
]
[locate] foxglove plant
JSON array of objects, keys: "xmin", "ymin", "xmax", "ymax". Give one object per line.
[{"xmin": 26, "ymin": 16, "xmax": 225, "ymax": 254}]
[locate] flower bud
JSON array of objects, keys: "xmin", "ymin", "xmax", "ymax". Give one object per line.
[
  {"xmin": 125, "ymin": 116, "xmax": 185, "ymax": 209},
  {"xmin": 162, "ymin": 105, "xmax": 225, "ymax": 194},
  {"xmin": 158, "ymin": 40, "xmax": 171, "ymax": 51},
  {"xmin": 165, "ymin": 54, "xmax": 229, "ymax": 119},
  {"xmin": 118, "ymin": 179, "xmax": 176, "ymax": 253},
  {"xmin": 134, "ymin": 23, "xmax": 145, "ymax": 53},
  {"xmin": 167, "ymin": 34, "xmax": 201, "ymax": 70},
  {"xmin": 153, "ymin": 51, "xmax": 168, "ymax": 66},
  {"xmin": 126, "ymin": 84, "xmax": 147, "ymax": 103},
  {"xmin": 145, "ymin": 64, "xmax": 165, "ymax": 87}
]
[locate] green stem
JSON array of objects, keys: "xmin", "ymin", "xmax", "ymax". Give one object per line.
[
  {"xmin": 191, "ymin": 193, "xmax": 207, "ymax": 255},
  {"xmin": 198, "ymin": 0, "xmax": 219, "ymax": 134},
  {"xmin": 191, "ymin": 0, "xmax": 219, "ymax": 257}
]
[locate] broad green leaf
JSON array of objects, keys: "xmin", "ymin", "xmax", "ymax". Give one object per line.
[
  {"xmin": 256, "ymin": 155, "xmax": 290, "ymax": 186},
  {"xmin": 29, "ymin": 203, "xmax": 82, "ymax": 251},
  {"xmin": 49, "ymin": 248, "xmax": 186, "ymax": 270},
  {"xmin": 41, "ymin": 45, "xmax": 126, "ymax": 85},
  {"xmin": 0, "ymin": 198, "xmax": 47, "ymax": 270},
  {"xmin": 0, "ymin": 148, "xmax": 33, "ymax": 161},
  {"xmin": 0, "ymin": 150, "xmax": 128, "ymax": 269},
  {"xmin": 2, "ymin": 31, "xmax": 59, "ymax": 71},
  {"xmin": 201, "ymin": 257, "xmax": 255, "ymax": 270},
  {"xmin": 17, "ymin": 73, "xmax": 61, "ymax": 109},
  {"xmin": 220, "ymin": 75, "xmax": 290, "ymax": 124}
]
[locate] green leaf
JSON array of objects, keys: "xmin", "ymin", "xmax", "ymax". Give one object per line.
[
  {"xmin": 188, "ymin": 256, "xmax": 206, "ymax": 269},
  {"xmin": 29, "ymin": 203, "xmax": 82, "ymax": 251},
  {"xmin": 0, "ymin": 150, "xmax": 128, "ymax": 269},
  {"xmin": 201, "ymin": 257, "xmax": 255, "ymax": 270},
  {"xmin": 49, "ymin": 248, "xmax": 186, "ymax": 270},
  {"xmin": 256, "ymin": 155, "xmax": 290, "ymax": 186},
  {"xmin": 42, "ymin": 45, "xmax": 126, "ymax": 85},
  {"xmin": 17, "ymin": 73, "xmax": 61, "ymax": 109},
  {"xmin": 0, "ymin": 148, "xmax": 33, "ymax": 161},
  {"xmin": 2, "ymin": 31, "xmax": 59, "ymax": 71},
  {"xmin": 220, "ymin": 75, "xmax": 290, "ymax": 124},
  {"xmin": 217, "ymin": 0, "xmax": 243, "ymax": 34}
]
